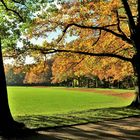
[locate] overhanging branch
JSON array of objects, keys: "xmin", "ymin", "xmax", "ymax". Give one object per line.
[
  {"xmin": 3, "ymin": 46, "xmax": 132, "ymax": 63},
  {"xmin": 63, "ymin": 23, "xmax": 132, "ymax": 45},
  {"xmin": 34, "ymin": 48, "xmax": 132, "ymax": 62},
  {"xmin": 1, "ymin": 0, "xmax": 23, "ymax": 21}
]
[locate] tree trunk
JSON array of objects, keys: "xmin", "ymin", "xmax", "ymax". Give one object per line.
[
  {"xmin": 0, "ymin": 39, "xmax": 14, "ymax": 129},
  {"xmin": 0, "ymin": 39, "xmax": 24, "ymax": 133},
  {"xmin": 130, "ymin": 53, "xmax": 140, "ymax": 107}
]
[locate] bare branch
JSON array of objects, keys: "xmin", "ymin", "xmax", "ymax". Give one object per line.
[
  {"xmin": 31, "ymin": 48, "xmax": 132, "ymax": 62},
  {"xmin": 1, "ymin": 0, "xmax": 23, "ymax": 22},
  {"xmin": 63, "ymin": 23, "xmax": 132, "ymax": 45}
]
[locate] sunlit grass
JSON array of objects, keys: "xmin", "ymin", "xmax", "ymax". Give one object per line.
[
  {"xmin": 7, "ymin": 86, "xmax": 138, "ymax": 128},
  {"xmin": 8, "ymin": 87, "xmax": 133, "ymax": 116}
]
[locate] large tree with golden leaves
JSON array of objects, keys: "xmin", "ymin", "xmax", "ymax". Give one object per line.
[{"xmin": 27, "ymin": 0, "xmax": 140, "ymax": 107}]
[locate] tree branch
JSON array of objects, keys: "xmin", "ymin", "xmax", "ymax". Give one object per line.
[
  {"xmin": 33, "ymin": 48, "xmax": 132, "ymax": 62},
  {"xmin": 1, "ymin": 0, "xmax": 23, "ymax": 22},
  {"xmin": 63, "ymin": 23, "xmax": 132, "ymax": 45},
  {"xmin": 116, "ymin": 10, "xmax": 129, "ymax": 38},
  {"xmin": 4, "ymin": 45, "xmax": 132, "ymax": 63}
]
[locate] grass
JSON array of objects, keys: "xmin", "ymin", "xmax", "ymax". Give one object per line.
[
  {"xmin": 8, "ymin": 87, "xmax": 132, "ymax": 116},
  {"xmin": 17, "ymin": 108, "xmax": 140, "ymax": 128},
  {"xmin": 7, "ymin": 86, "xmax": 140, "ymax": 128}
]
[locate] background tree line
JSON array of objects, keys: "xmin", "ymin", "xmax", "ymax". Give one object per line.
[{"xmin": 4, "ymin": 55, "xmax": 135, "ymax": 89}]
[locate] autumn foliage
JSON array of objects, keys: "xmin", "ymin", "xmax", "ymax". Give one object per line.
[{"xmin": 6, "ymin": 0, "xmax": 136, "ymax": 88}]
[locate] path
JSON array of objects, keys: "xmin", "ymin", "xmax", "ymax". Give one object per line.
[{"xmin": 6, "ymin": 116, "xmax": 140, "ymax": 140}]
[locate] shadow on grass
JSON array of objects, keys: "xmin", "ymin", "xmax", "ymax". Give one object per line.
[
  {"xmin": 15, "ymin": 107, "xmax": 140, "ymax": 130},
  {"xmin": 1, "ymin": 107, "xmax": 139, "ymax": 140},
  {"xmin": 43, "ymin": 117, "xmax": 140, "ymax": 140},
  {"xmin": 1, "ymin": 117, "xmax": 140, "ymax": 140}
]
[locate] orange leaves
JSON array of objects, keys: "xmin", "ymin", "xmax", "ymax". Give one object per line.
[
  {"xmin": 22, "ymin": 0, "xmax": 136, "ymax": 85},
  {"xmin": 24, "ymin": 61, "xmax": 49, "ymax": 84},
  {"xmin": 52, "ymin": 54, "xmax": 79, "ymax": 83},
  {"xmin": 92, "ymin": 57, "xmax": 133, "ymax": 82}
]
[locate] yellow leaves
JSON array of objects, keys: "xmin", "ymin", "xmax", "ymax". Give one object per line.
[
  {"xmin": 51, "ymin": 46, "xmax": 134, "ymax": 84},
  {"xmin": 22, "ymin": 0, "xmax": 136, "ymax": 84},
  {"xmin": 52, "ymin": 53, "xmax": 83, "ymax": 83},
  {"xmin": 92, "ymin": 57, "xmax": 133, "ymax": 82},
  {"xmin": 24, "ymin": 61, "xmax": 49, "ymax": 84}
]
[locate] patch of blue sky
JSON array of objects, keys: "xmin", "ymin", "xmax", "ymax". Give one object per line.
[
  {"xmin": 30, "ymin": 27, "xmax": 78, "ymax": 45},
  {"xmin": 25, "ymin": 55, "xmax": 35, "ymax": 64},
  {"xmin": 65, "ymin": 34, "xmax": 78, "ymax": 43},
  {"xmin": 46, "ymin": 28, "xmax": 62, "ymax": 43}
]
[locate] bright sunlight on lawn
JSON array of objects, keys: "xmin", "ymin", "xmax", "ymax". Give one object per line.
[
  {"xmin": 7, "ymin": 87, "xmax": 139, "ymax": 128},
  {"xmin": 8, "ymin": 87, "xmax": 133, "ymax": 116}
]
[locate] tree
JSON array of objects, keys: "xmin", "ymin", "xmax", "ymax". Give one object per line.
[
  {"xmin": 0, "ymin": 0, "xmax": 63, "ymax": 133},
  {"xmin": 0, "ymin": 0, "xmax": 46, "ymax": 133},
  {"xmin": 63, "ymin": 0, "xmax": 140, "ymax": 107},
  {"xmin": 24, "ymin": 60, "xmax": 52, "ymax": 85},
  {"xmin": 0, "ymin": 0, "xmax": 26, "ymax": 132},
  {"xmin": 5, "ymin": 64, "xmax": 25, "ymax": 86},
  {"xmin": 27, "ymin": 0, "xmax": 140, "ymax": 107},
  {"xmin": 51, "ymin": 49, "xmax": 134, "ymax": 88}
]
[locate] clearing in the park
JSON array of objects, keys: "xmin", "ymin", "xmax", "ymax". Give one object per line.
[
  {"xmin": 7, "ymin": 86, "xmax": 139, "ymax": 128},
  {"xmin": 8, "ymin": 87, "xmax": 134, "ymax": 116}
]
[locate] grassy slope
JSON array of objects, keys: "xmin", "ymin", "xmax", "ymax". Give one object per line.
[{"xmin": 8, "ymin": 87, "xmax": 133, "ymax": 116}]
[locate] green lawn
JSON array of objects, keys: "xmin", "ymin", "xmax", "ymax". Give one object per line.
[
  {"xmin": 7, "ymin": 87, "xmax": 140, "ymax": 128},
  {"xmin": 8, "ymin": 87, "xmax": 133, "ymax": 116}
]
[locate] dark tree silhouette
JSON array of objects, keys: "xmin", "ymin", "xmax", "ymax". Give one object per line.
[{"xmin": 0, "ymin": 0, "xmax": 25, "ymax": 133}]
